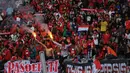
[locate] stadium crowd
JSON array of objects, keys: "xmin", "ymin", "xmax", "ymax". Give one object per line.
[{"xmin": 0, "ymin": 0, "xmax": 130, "ymax": 72}]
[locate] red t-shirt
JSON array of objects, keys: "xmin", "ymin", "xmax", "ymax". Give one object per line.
[
  {"xmin": 104, "ymin": 0, "xmax": 108, "ymax": 7},
  {"xmin": 10, "ymin": 24, "xmax": 17, "ymax": 34},
  {"xmin": 103, "ymin": 33, "xmax": 111, "ymax": 44},
  {"xmin": 19, "ymin": 27, "xmax": 24, "ymax": 35},
  {"xmin": 36, "ymin": 55, "xmax": 40, "ymax": 61},
  {"xmin": 112, "ymin": 42, "xmax": 118, "ymax": 52},
  {"xmin": 125, "ymin": 20, "xmax": 130, "ymax": 30},
  {"xmin": 36, "ymin": 5, "xmax": 42, "ymax": 11},
  {"xmin": 67, "ymin": 21, "xmax": 71, "ymax": 31},
  {"xmin": 22, "ymin": 49, "xmax": 30, "ymax": 59},
  {"xmin": 97, "ymin": 0, "xmax": 103, "ymax": 4},
  {"xmin": 76, "ymin": 16, "xmax": 81, "ymax": 24},
  {"xmin": 70, "ymin": 48, "xmax": 76, "ymax": 55},
  {"xmin": 36, "ymin": 45, "xmax": 44, "ymax": 52},
  {"xmin": 89, "ymin": 1, "xmax": 94, "ymax": 7},
  {"xmin": 0, "ymin": 55, "xmax": 3, "ymax": 60},
  {"xmin": 31, "ymin": 0, "xmax": 37, "ymax": 6},
  {"xmin": 4, "ymin": 49, "xmax": 12, "ymax": 61},
  {"xmin": 83, "ymin": 49, "xmax": 88, "ymax": 55},
  {"xmin": 25, "ymin": 49, "xmax": 30, "ymax": 57},
  {"xmin": 97, "ymin": 50, "xmax": 105, "ymax": 59},
  {"xmin": 4, "ymin": 40, "xmax": 9, "ymax": 46}
]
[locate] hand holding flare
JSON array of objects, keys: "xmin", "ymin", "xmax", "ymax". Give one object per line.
[
  {"xmin": 48, "ymin": 31, "xmax": 53, "ymax": 40},
  {"xmin": 32, "ymin": 32, "xmax": 47, "ymax": 49},
  {"xmin": 35, "ymin": 38, "xmax": 48, "ymax": 49},
  {"xmin": 22, "ymin": 25, "xmax": 47, "ymax": 49},
  {"xmin": 32, "ymin": 32, "xmax": 36, "ymax": 38}
]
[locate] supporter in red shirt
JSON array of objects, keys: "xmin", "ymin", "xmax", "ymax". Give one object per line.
[
  {"xmin": 89, "ymin": 0, "xmax": 94, "ymax": 8},
  {"xmin": 104, "ymin": 0, "xmax": 108, "ymax": 7},
  {"xmin": 59, "ymin": 4, "xmax": 65, "ymax": 14},
  {"xmin": 2, "ymin": 48, "xmax": 12, "ymax": 61},
  {"xmin": 96, "ymin": 47, "xmax": 106, "ymax": 60},
  {"xmin": 22, "ymin": 47, "xmax": 30, "ymax": 60},
  {"xmin": 111, "ymin": 42, "xmax": 118, "ymax": 53},
  {"xmin": 70, "ymin": 48, "xmax": 76, "ymax": 56},
  {"xmin": 0, "ymin": 54, "xmax": 3, "ymax": 61},
  {"xmin": 76, "ymin": 15, "xmax": 81, "ymax": 25},
  {"xmin": 10, "ymin": 24, "xmax": 17, "ymax": 34},
  {"xmin": 36, "ymin": 55, "xmax": 40, "ymax": 62},
  {"xmin": 36, "ymin": 45, "xmax": 44, "ymax": 52},
  {"xmin": 0, "ymin": 0, "xmax": 129, "ymax": 71},
  {"xmin": 97, "ymin": 0, "xmax": 103, "ymax": 4},
  {"xmin": 36, "ymin": 5, "xmax": 42, "ymax": 12},
  {"xmin": 102, "ymin": 31, "xmax": 111, "ymax": 44},
  {"xmin": 30, "ymin": 0, "xmax": 37, "ymax": 7}
]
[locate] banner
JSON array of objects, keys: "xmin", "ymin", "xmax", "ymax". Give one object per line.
[
  {"xmin": 4, "ymin": 59, "xmax": 130, "ymax": 73},
  {"xmin": 4, "ymin": 60, "xmax": 59, "ymax": 73},
  {"xmin": 100, "ymin": 59, "xmax": 130, "ymax": 73},
  {"xmin": 64, "ymin": 59, "xmax": 130, "ymax": 73},
  {"xmin": 64, "ymin": 61, "xmax": 92, "ymax": 73}
]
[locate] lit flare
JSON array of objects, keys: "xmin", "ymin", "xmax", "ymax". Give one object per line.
[
  {"xmin": 32, "ymin": 32, "xmax": 36, "ymax": 38},
  {"xmin": 48, "ymin": 31, "xmax": 53, "ymax": 40}
]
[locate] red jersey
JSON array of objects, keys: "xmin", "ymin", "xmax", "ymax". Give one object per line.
[
  {"xmin": 4, "ymin": 49, "xmax": 12, "ymax": 61},
  {"xmin": 22, "ymin": 49, "xmax": 30, "ymax": 59},
  {"xmin": 0, "ymin": 55, "xmax": 3, "ymax": 60},
  {"xmin": 102, "ymin": 33, "xmax": 111, "ymax": 44}
]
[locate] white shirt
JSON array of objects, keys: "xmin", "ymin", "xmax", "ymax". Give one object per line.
[
  {"xmin": 53, "ymin": 41, "xmax": 71, "ymax": 57},
  {"xmin": 16, "ymin": 17, "xmax": 21, "ymax": 22},
  {"xmin": 87, "ymin": 16, "xmax": 91, "ymax": 22},
  {"xmin": 109, "ymin": 11, "xmax": 115, "ymax": 19},
  {"xmin": 92, "ymin": 34, "xmax": 99, "ymax": 45}
]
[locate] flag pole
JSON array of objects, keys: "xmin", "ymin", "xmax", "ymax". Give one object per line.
[{"xmin": 39, "ymin": 51, "xmax": 47, "ymax": 73}]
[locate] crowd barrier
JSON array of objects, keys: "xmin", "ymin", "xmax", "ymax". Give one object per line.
[{"xmin": 4, "ymin": 59, "xmax": 130, "ymax": 73}]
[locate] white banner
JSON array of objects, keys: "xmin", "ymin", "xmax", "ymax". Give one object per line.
[{"xmin": 4, "ymin": 60, "xmax": 59, "ymax": 73}]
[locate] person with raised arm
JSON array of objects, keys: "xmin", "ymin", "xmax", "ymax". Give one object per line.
[
  {"xmin": 35, "ymin": 38, "xmax": 54, "ymax": 60},
  {"xmin": 51, "ymin": 37, "xmax": 72, "ymax": 58}
]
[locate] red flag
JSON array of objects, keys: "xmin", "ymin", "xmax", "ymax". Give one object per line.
[
  {"xmin": 107, "ymin": 47, "xmax": 117, "ymax": 57},
  {"xmin": 94, "ymin": 59, "xmax": 102, "ymax": 70},
  {"xmin": 92, "ymin": 58, "xmax": 102, "ymax": 73}
]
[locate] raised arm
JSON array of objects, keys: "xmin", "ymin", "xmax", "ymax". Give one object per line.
[
  {"xmin": 35, "ymin": 39, "xmax": 48, "ymax": 49},
  {"xmin": 52, "ymin": 40, "xmax": 62, "ymax": 47},
  {"xmin": 65, "ymin": 43, "xmax": 72, "ymax": 48}
]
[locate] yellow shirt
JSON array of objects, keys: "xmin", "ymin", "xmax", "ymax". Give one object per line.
[{"xmin": 100, "ymin": 21, "xmax": 108, "ymax": 32}]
